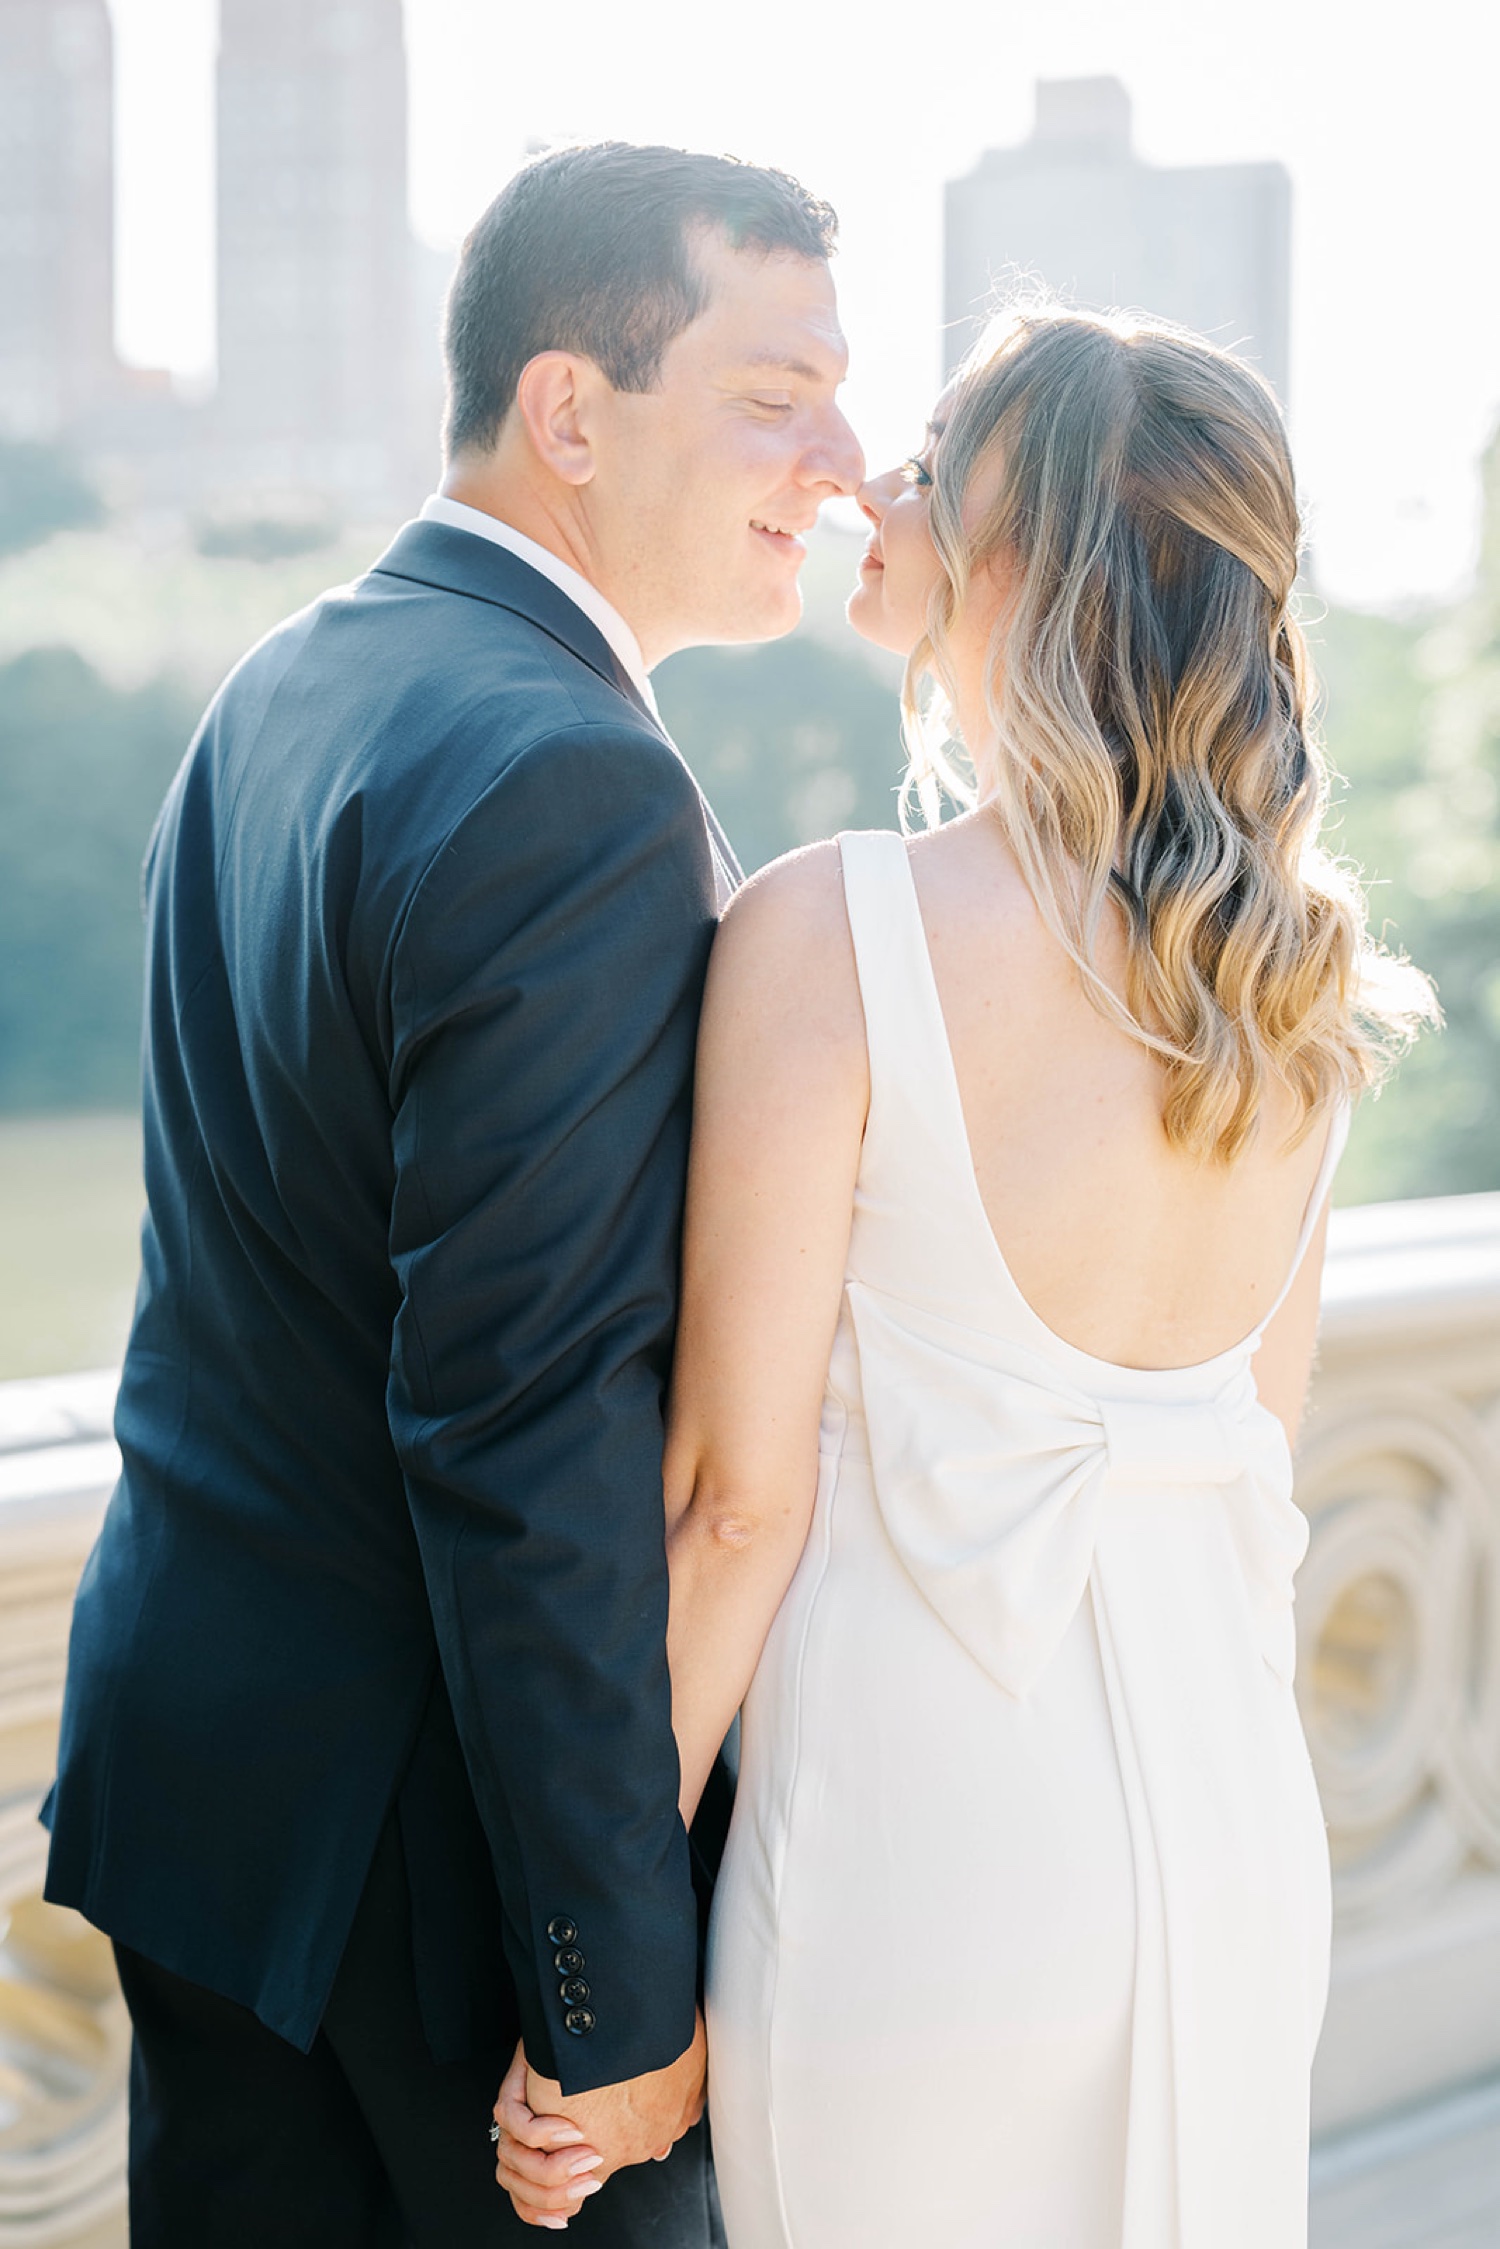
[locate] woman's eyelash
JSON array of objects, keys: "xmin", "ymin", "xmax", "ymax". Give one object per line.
[{"xmin": 902, "ymin": 455, "xmax": 933, "ymax": 488}]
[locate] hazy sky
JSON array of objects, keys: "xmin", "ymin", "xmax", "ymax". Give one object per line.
[{"xmin": 108, "ymin": 0, "xmax": 1498, "ymax": 611}]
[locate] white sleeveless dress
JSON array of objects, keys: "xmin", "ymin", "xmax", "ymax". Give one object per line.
[{"xmin": 705, "ymin": 830, "xmax": 1345, "ymax": 2249}]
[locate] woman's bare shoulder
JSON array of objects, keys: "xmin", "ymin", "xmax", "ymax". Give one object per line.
[
  {"xmin": 718, "ymin": 838, "xmax": 849, "ymax": 943},
  {"xmin": 702, "ymin": 840, "xmax": 867, "ymax": 1080},
  {"xmin": 714, "ymin": 842, "xmax": 859, "ymax": 997}
]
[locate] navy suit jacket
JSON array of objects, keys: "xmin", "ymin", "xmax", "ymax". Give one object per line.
[{"xmin": 45, "ymin": 520, "xmax": 739, "ymax": 2094}]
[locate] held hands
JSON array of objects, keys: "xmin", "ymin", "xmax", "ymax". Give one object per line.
[{"xmin": 492, "ymin": 2012, "xmax": 707, "ymax": 2228}]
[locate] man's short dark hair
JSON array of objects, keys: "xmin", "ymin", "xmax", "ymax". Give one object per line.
[{"xmin": 443, "ymin": 143, "xmax": 839, "ymax": 456}]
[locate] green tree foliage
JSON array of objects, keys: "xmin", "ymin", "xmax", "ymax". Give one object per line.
[
  {"xmin": 656, "ymin": 635, "xmax": 905, "ymax": 872},
  {"xmin": 0, "ymin": 438, "xmax": 104, "ymax": 558},
  {"xmin": 194, "ymin": 513, "xmax": 339, "ymax": 563},
  {"xmin": 0, "ymin": 631, "xmax": 904, "ymax": 1116},
  {"xmin": 0, "ymin": 487, "xmax": 1495, "ymax": 1205},
  {"xmin": 1310, "ymin": 431, "xmax": 1500, "ymax": 1201},
  {"xmin": 1388, "ymin": 433, "xmax": 1500, "ymax": 1195},
  {"xmin": 1307, "ymin": 604, "xmax": 1438, "ymax": 1201},
  {"xmin": 0, "ymin": 649, "xmax": 195, "ymax": 1108}
]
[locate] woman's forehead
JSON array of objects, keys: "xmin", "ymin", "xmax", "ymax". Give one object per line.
[{"xmin": 929, "ymin": 377, "xmax": 963, "ymax": 431}]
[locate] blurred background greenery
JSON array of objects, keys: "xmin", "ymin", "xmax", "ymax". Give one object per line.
[{"xmin": 2, "ymin": 426, "xmax": 1497, "ymax": 1375}]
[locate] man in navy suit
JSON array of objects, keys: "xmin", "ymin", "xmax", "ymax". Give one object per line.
[{"xmin": 44, "ymin": 142, "xmax": 861, "ymax": 2245}]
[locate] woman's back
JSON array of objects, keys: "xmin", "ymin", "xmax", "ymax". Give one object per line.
[
  {"xmin": 701, "ymin": 826, "xmax": 1339, "ymax": 2249},
  {"xmin": 908, "ymin": 809, "xmax": 1336, "ymax": 1375}
]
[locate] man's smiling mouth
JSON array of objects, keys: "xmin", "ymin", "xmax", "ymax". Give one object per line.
[{"xmin": 750, "ymin": 519, "xmax": 810, "ymax": 552}]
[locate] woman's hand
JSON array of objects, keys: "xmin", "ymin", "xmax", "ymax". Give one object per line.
[
  {"xmin": 491, "ymin": 2019, "xmax": 707, "ymax": 2226},
  {"xmin": 492, "ymin": 2041, "xmax": 604, "ymax": 2229}
]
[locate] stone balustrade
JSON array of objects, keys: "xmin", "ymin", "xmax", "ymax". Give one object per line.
[
  {"xmin": 0, "ymin": 1372, "xmax": 127, "ymax": 2249},
  {"xmin": 2, "ymin": 1196, "xmax": 1499, "ymax": 2246},
  {"xmin": 1299, "ymin": 1193, "xmax": 1500, "ymax": 2147}
]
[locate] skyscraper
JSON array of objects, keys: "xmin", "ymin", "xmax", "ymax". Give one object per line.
[
  {"xmin": 214, "ymin": 0, "xmax": 435, "ymax": 510},
  {"xmin": 946, "ymin": 79, "xmax": 1291, "ymax": 404},
  {"xmin": 0, "ymin": 0, "xmax": 117, "ymax": 440}
]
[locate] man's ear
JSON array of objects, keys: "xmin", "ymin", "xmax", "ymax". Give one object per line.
[{"xmin": 513, "ymin": 352, "xmax": 600, "ymax": 488}]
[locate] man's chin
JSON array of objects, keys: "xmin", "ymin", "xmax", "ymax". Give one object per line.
[{"xmin": 691, "ymin": 588, "xmax": 804, "ymax": 650}]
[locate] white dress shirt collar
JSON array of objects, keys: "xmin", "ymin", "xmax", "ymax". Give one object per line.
[{"xmin": 418, "ymin": 494, "xmax": 657, "ymax": 717}]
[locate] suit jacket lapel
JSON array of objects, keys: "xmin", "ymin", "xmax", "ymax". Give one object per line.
[
  {"xmin": 370, "ymin": 520, "xmax": 652, "ymax": 715},
  {"xmin": 370, "ymin": 520, "xmax": 743, "ymax": 906}
]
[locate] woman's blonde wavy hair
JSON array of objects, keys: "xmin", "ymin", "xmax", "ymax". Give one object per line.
[{"xmin": 904, "ymin": 304, "xmax": 1435, "ymax": 1164}]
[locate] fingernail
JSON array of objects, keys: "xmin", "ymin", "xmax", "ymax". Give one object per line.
[
  {"xmin": 538, "ymin": 2223, "xmax": 568, "ymax": 2234},
  {"xmin": 574, "ymin": 2180, "xmax": 603, "ymax": 2199},
  {"xmin": 567, "ymin": 2154, "xmax": 603, "ymax": 2177}
]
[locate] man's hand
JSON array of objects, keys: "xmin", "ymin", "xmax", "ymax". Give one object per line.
[{"xmin": 493, "ymin": 2015, "xmax": 706, "ymax": 2227}]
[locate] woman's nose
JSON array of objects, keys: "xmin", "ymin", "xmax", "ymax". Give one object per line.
[{"xmin": 856, "ymin": 466, "xmax": 903, "ymax": 524}]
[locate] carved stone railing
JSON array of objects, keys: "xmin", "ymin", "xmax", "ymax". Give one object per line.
[
  {"xmin": 0, "ymin": 1373, "xmax": 127, "ymax": 2249},
  {"xmin": 2, "ymin": 1195, "xmax": 1499, "ymax": 2244},
  {"xmin": 1299, "ymin": 1192, "xmax": 1500, "ymax": 2136}
]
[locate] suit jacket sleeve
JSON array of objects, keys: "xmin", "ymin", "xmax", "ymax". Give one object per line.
[{"xmin": 385, "ymin": 716, "xmax": 716, "ymax": 2094}]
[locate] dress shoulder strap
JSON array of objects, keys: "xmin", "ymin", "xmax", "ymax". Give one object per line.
[
  {"xmin": 837, "ymin": 829, "xmax": 973, "ymax": 1172},
  {"xmin": 839, "ymin": 831, "xmax": 949, "ymax": 1080},
  {"xmin": 1257, "ymin": 1100, "xmax": 1351, "ymax": 1332}
]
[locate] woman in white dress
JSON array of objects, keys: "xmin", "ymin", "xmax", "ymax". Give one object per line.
[{"xmin": 657, "ymin": 310, "xmax": 1432, "ymax": 2249}]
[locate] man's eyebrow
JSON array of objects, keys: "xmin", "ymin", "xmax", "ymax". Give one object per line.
[{"xmin": 737, "ymin": 347, "xmax": 844, "ymax": 381}]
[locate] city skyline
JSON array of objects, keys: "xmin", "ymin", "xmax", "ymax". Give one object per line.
[
  {"xmin": 0, "ymin": 0, "xmax": 116, "ymax": 437},
  {"xmin": 72, "ymin": 0, "xmax": 1500, "ymax": 608},
  {"xmin": 11, "ymin": 17, "xmax": 1294, "ymax": 528},
  {"xmin": 1, "ymin": 0, "xmax": 447, "ymax": 513},
  {"xmin": 213, "ymin": 0, "xmax": 441, "ymax": 507},
  {"xmin": 945, "ymin": 79, "xmax": 1290, "ymax": 404}
]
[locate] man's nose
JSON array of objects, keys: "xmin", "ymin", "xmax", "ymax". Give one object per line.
[{"xmin": 807, "ymin": 406, "xmax": 865, "ymax": 497}]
